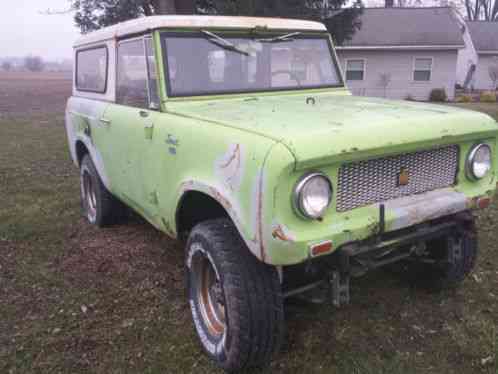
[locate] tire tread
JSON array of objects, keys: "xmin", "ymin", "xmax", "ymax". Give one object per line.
[{"xmin": 187, "ymin": 218, "xmax": 284, "ymax": 371}]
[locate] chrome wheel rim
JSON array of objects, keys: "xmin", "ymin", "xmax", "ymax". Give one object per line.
[
  {"xmin": 193, "ymin": 254, "xmax": 226, "ymax": 337},
  {"xmin": 82, "ymin": 170, "xmax": 97, "ymax": 222}
]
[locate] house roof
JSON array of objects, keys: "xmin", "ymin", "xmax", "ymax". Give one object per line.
[
  {"xmin": 467, "ymin": 22, "xmax": 498, "ymax": 53},
  {"xmin": 339, "ymin": 7, "xmax": 465, "ymax": 49},
  {"xmin": 74, "ymin": 15, "xmax": 326, "ymax": 47}
]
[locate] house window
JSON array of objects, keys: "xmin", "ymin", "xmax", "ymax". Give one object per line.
[
  {"xmin": 413, "ymin": 58, "xmax": 432, "ymax": 81},
  {"xmin": 346, "ymin": 59, "xmax": 365, "ymax": 81},
  {"xmin": 76, "ymin": 46, "xmax": 108, "ymax": 93}
]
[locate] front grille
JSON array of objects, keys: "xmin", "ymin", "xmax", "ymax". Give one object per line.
[{"xmin": 336, "ymin": 145, "xmax": 459, "ymax": 212}]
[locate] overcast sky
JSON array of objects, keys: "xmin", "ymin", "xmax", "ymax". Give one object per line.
[
  {"xmin": 0, "ymin": 0, "xmax": 79, "ymax": 60},
  {"xmin": 0, "ymin": 0, "xmax": 447, "ymax": 61}
]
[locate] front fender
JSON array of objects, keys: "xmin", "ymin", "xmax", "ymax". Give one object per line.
[
  {"xmin": 174, "ymin": 180, "xmax": 259, "ymax": 254},
  {"xmin": 169, "ymin": 141, "xmax": 295, "ymax": 263}
]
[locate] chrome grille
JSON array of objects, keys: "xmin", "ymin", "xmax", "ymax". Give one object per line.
[{"xmin": 336, "ymin": 145, "xmax": 459, "ymax": 212}]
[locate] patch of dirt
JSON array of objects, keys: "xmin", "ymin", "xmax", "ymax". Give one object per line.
[{"xmin": 61, "ymin": 219, "xmax": 183, "ymax": 284}]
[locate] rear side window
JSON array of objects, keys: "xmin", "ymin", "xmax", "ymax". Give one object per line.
[
  {"xmin": 76, "ymin": 47, "xmax": 108, "ymax": 93},
  {"xmin": 117, "ymin": 39, "xmax": 149, "ymax": 108}
]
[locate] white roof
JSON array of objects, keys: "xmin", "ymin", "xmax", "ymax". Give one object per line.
[{"xmin": 74, "ymin": 15, "xmax": 327, "ymax": 47}]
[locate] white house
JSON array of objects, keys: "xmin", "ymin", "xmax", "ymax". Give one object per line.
[
  {"xmin": 461, "ymin": 22, "xmax": 498, "ymax": 90},
  {"xmin": 335, "ymin": 7, "xmax": 465, "ymax": 100}
]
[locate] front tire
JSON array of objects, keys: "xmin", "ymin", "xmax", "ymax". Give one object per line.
[
  {"xmin": 186, "ymin": 219, "xmax": 284, "ymax": 372},
  {"xmin": 426, "ymin": 225, "xmax": 478, "ymax": 288},
  {"xmin": 80, "ymin": 155, "xmax": 126, "ymax": 227},
  {"xmin": 404, "ymin": 223, "xmax": 478, "ymax": 289}
]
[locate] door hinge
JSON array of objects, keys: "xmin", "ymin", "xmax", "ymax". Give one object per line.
[{"xmin": 144, "ymin": 123, "xmax": 154, "ymax": 140}]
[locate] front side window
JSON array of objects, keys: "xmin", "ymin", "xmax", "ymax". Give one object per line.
[
  {"xmin": 345, "ymin": 59, "xmax": 365, "ymax": 81},
  {"xmin": 117, "ymin": 39, "xmax": 149, "ymax": 108},
  {"xmin": 413, "ymin": 58, "xmax": 432, "ymax": 81},
  {"xmin": 162, "ymin": 33, "xmax": 342, "ymax": 97},
  {"xmin": 76, "ymin": 47, "xmax": 108, "ymax": 93}
]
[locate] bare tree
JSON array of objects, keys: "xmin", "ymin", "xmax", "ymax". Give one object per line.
[
  {"xmin": 378, "ymin": 73, "xmax": 392, "ymax": 98},
  {"xmin": 457, "ymin": 0, "xmax": 498, "ymax": 20},
  {"xmin": 2, "ymin": 61, "xmax": 12, "ymax": 72},
  {"xmin": 24, "ymin": 56, "xmax": 45, "ymax": 72},
  {"xmin": 489, "ymin": 64, "xmax": 498, "ymax": 90}
]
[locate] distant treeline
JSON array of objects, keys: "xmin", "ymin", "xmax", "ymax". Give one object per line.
[{"xmin": 0, "ymin": 56, "xmax": 72, "ymax": 73}]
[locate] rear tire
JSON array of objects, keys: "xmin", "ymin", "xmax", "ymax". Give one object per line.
[
  {"xmin": 80, "ymin": 155, "xmax": 126, "ymax": 227},
  {"xmin": 186, "ymin": 218, "xmax": 284, "ymax": 372}
]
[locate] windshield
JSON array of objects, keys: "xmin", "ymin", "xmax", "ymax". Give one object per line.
[{"xmin": 162, "ymin": 33, "xmax": 343, "ymax": 97}]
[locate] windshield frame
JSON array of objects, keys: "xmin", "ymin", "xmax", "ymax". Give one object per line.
[{"xmin": 160, "ymin": 31, "xmax": 344, "ymax": 98}]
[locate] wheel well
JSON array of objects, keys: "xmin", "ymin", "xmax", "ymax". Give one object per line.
[
  {"xmin": 75, "ymin": 141, "xmax": 89, "ymax": 166},
  {"xmin": 176, "ymin": 191, "xmax": 229, "ymax": 237}
]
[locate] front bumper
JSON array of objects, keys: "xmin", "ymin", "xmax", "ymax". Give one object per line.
[
  {"xmin": 281, "ymin": 211, "xmax": 475, "ymax": 304},
  {"xmin": 383, "ymin": 188, "xmax": 469, "ymax": 231},
  {"xmin": 266, "ymin": 187, "xmax": 494, "ymax": 265}
]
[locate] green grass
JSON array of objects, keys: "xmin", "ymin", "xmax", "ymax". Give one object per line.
[{"xmin": 1, "ymin": 74, "xmax": 497, "ymax": 373}]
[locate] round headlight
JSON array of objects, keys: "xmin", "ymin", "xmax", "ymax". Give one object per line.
[
  {"xmin": 467, "ymin": 144, "xmax": 492, "ymax": 180},
  {"xmin": 294, "ymin": 173, "xmax": 332, "ymax": 219}
]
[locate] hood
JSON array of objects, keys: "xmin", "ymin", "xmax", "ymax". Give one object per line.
[{"xmin": 166, "ymin": 92, "xmax": 498, "ymax": 169}]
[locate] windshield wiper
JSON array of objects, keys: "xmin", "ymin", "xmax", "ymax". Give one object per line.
[
  {"xmin": 256, "ymin": 32, "xmax": 302, "ymax": 43},
  {"xmin": 201, "ymin": 30, "xmax": 249, "ymax": 55}
]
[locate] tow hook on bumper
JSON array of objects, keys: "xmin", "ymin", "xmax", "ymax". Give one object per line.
[
  {"xmin": 282, "ymin": 270, "xmax": 351, "ymax": 308},
  {"xmin": 328, "ymin": 270, "xmax": 350, "ymax": 307}
]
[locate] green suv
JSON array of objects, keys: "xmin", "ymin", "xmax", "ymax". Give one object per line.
[{"xmin": 66, "ymin": 15, "xmax": 498, "ymax": 371}]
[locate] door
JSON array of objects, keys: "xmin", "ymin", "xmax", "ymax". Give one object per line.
[{"xmin": 101, "ymin": 36, "xmax": 161, "ymax": 218}]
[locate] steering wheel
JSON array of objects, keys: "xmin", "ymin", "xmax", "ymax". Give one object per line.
[{"xmin": 271, "ymin": 70, "xmax": 302, "ymax": 87}]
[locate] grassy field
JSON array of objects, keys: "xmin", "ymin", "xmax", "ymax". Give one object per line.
[{"xmin": 1, "ymin": 72, "xmax": 497, "ymax": 374}]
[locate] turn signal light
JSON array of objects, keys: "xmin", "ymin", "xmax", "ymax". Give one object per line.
[
  {"xmin": 310, "ymin": 241, "xmax": 333, "ymax": 257},
  {"xmin": 476, "ymin": 197, "xmax": 491, "ymax": 209}
]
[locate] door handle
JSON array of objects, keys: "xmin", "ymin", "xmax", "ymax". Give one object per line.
[
  {"xmin": 139, "ymin": 110, "xmax": 149, "ymax": 118},
  {"xmin": 99, "ymin": 118, "xmax": 111, "ymax": 126},
  {"xmin": 166, "ymin": 134, "xmax": 179, "ymax": 146}
]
